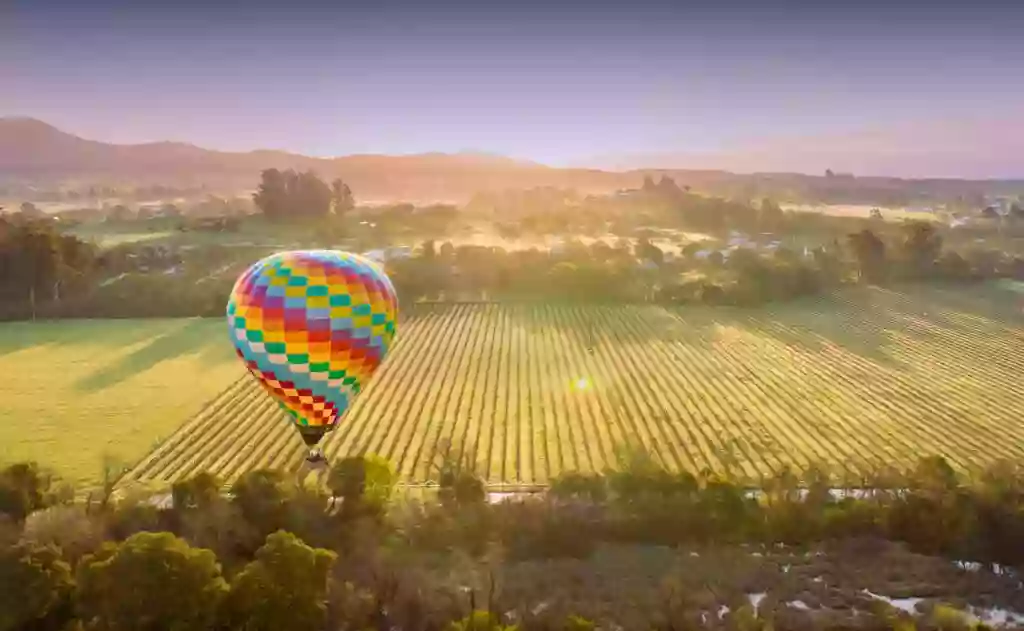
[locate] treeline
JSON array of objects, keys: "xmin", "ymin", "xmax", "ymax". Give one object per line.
[
  {"xmin": 0, "ymin": 216, "xmax": 100, "ymax": 319},
  {"xmin": 0, "ymin": 217, "xmax": 251, "ymax": 320},
  {"xmin": 1, "ymin": 452, "xmax": 1022, "ymax": 631},
  {"xmin": 4, "ymin": 178, "xmax": 1024, "ymax": 320},
  {"xmin": 387, "ymin": 219, "xmax": 1024, "ymax": 306}
]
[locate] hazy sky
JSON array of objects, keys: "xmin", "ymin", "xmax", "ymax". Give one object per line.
[{"xmin": 4, "ymin": 0, "xmax": 1024, "ymax": 166}]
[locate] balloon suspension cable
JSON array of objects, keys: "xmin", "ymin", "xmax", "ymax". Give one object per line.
[{"xmin": 296, "ymin": 427, "xmax": 330, "ymax": 470}]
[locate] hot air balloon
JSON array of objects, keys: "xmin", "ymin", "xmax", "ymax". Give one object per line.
[{"xmin": 226, "ymin": 250, "xmax": 398, "ymax": 464}]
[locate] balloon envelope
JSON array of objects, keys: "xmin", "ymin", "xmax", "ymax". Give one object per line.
[{"xmin": 226, "ymin": 250, "xmax": 398, "ymax": 445}]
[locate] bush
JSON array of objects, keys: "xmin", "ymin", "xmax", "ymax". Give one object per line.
[
  {"xmin": 495, "ymin": 501, "xmax": 597, "ymax": 561},
  {"xmin": 0, "ymin": 541, "xmax": 74, "ymax": 631},
  {"xmin": 327, "ymin": 454, "xmax": 396, "ymax": 516},
  {"xmin": 440, "ymin": 470, "xmax": 487, "ymax": 508},
  {"xmin": 103, "ymin": 495, "xmax": 167, "ymax": 541},
  {"xmin": 550, "ymin": 472, "xmax": 607, "ymax": 503},
  {"xmin": 447, "ymin": 610, "xmax": 517, "ymax": 631},
  {"xmin": 0, "ymin": 462, "xmax": 56, "ymax": 522},
  {"xmin": 22, "ymin": 505, "xmax": 106, "ymax": 565}
]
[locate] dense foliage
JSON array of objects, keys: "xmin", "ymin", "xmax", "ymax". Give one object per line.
[
  {"xmin": 254, "ymin": 169, "xmax": 354, "ymax": 220},
  {"xmin": 0, "ymin": 216, "xmax": 99, "ymax": 319},
  {"xmin": 387, "ymin": 216, "xmax": 1024, "ymax": 306},
  {"xmin": 1, "ymin": 451, "xmax": 1022, "ymax": 631},
  {"xmin": 5, "ymin": 176, "xmax": 1024, "ymax": 320}
]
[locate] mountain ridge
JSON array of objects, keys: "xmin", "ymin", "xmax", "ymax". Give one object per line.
[
  {"xmin": 0, "ymin": 118, "xmax": 634, "ymax": 201},
  {"xmin": 3, "ymin": 118, "xmax": 1023, "ymax": 204}
]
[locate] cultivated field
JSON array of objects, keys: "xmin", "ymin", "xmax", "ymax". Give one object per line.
[
  {"xmin": 120, "ymin": 284, "xmax": 1024, "ymax": 490},
  {"xmin": 0, "ymin": 318, "xmax": 241, "ymax": 486}
]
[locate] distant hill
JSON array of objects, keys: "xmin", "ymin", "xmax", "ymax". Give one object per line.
[
  {"xmin": 2, "ymin": 118, "xmax": 1023, "ymax": 204},
  {"xmin": 584, "ymin": 116, "xmax": 1024, "ymax": 181},
  {"xmin": 0, "ymin": 118, "xmax": 636, "ymax": 202}
]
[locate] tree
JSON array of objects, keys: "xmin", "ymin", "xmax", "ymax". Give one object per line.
[
  {"xmin": 846, "ymin": 229, "xmax": 888, "ymax": 283},
  {"xmin": 222, "ymin": 531, "xmax": 336, "ymax": 631},
  {"xmin": 330, "ymin": 178, "xmax": 355, "ymax": 214},
  {"xmin": 635, "ymin": 238, "xmax": 664, "ymax": 266},
  {"xmin": 936, "ymin": 251, "xmax": 972, "ymax": 280},
  {"xmin": 22, "ymin": 505, "xmax": 105, "ymax": 566},
  {"xmin": 255, "ymin": 169, "xmax": 334, "ymax": 220},
  {"xmin": 171, "ymin": 472, "xmax": 222, "ymax": 512},
  {"xmin": 75, "ymin": 532, "xmax": 227, "ymax": 631},
  {"xmin": 759, "ymin": 197, "xmax": 785, "ymax": 227},
  {"xmin": 0, "ymin": 541, "xmax": 74, "ymax": 631},
  {"xmin": 19, "ymin": 202, "xmax": 44, "ymax": 219},
  {"xmin": 0, "ymin": 218, "xmax": 96, "ymax": 310},
  {"xmin": 295, "ymin": 170, "xmax": 333, "ymax": 218},
  {"xmin": 107, "ymin": 204, "xmax": 133, "ymax": 222},
  {"xmin": 656, "ymin": 175, "xmax": 683, "ymax": 197},
  {"xmin": 326, "ymin": 455, "xmax": 396, "ymax": 512},
  {"xmin": 0, "ymin": 462, "xmax": 55, "ymax": 522},
  {"xmin": 253, "ymin": 168, "xmax": 290, "ymax": 220},
  {"xmin": 230, "ymin": 469, "xmax": 294, "ymax": 537},
  {"xmin": 898, "ymin": 220, "xmax": 942, "ymax": 277}
]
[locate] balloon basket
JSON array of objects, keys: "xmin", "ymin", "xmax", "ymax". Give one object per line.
[
  {"xmin": 296, "ymin": 448, "xmax": 330, "ymax": 486},
  {"xmin": 305, "ymin": 447, "xmax": 327, "ymax": 463}
]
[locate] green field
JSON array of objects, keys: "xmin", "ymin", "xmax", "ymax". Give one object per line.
[
  {"xmin": 109, "ymin": 284, "xmax": 1024, "ymax": 490},
  {"xmin": 3, "ymin": 284, "xmax": 1022, "ymax": 490},
  {"xmin": 0, "ymin": 319, "xmax": 242, "ymax": 486}
]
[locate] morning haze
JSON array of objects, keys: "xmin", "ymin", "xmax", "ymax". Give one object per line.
[
  {"xmin": 5, "ymin": 0, "xmax": 1024, "ymax": 175},
  {"xmin": 2, "ymin": 2, "xmax": 1024, "ymax": 631}
]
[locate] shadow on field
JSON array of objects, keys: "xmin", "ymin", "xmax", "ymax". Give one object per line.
[
  {"xmin": 0, "ymin": 319, "xmax": 176, "ymax": 358},
  {"xmin": 728, "ymin": 292, "xmax": 907, "ymax": 370},
  {"xmin": 75, "ymin": 318, "xmax": 220, "ymax": 392},
  {"xmin": 0, "ymin": 323, "xmax": 50, "ymax": 357},
  {"xmin": 510, "ymin": 302, "xmax": 723, "ymax": 352}
]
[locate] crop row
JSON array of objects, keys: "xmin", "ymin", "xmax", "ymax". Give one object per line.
[{"xmin": 120, "ymin": 287, "xmax": 1024, "ymax": 489}]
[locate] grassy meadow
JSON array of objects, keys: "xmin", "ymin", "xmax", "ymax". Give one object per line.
[{"xmin": 0, "ymin": 318, "xmax": 242, "ymax": 486}]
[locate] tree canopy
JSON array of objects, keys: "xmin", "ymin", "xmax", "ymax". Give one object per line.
[
  {"xmin": 75, "ymin": 531, "xmax": 228, "ymax": 631},
  {"xmin": 253, "ymin": 169, "xmax": 353, "ymax": 220},
  {"xmin": 222, "ymin": 530, "xmax": 336, "ymax": 631}
]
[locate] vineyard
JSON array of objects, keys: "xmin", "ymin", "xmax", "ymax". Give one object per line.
[{"xmin": 118, "ymin": 284, "xmax": 1024, "ymax": 489}]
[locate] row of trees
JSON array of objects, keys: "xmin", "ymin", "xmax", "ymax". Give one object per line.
[
  {"xmin": 384, "ymin": 218, "xmax": 1024, "ymax": 307},
  {"xmin": 20, "ymin": 221, "xmax": 1012, "ymax": 321},
  {"xmin": 2, "ymin": 450, "xmax": 1023, "ymax": 631}
]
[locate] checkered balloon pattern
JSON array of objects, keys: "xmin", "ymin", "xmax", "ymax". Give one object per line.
[{"xmin": 226, "ymin": 250, "xmax": 399, "ymax": 435}]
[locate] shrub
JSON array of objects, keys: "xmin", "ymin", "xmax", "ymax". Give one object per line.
[
  {"xmin": 495, "ymin": 501, "xmax": 597, "ymax": 561},
  {"xmin": 0, "ymin": 541, "xmax": 74, "ymax": 631},
  {"xmin": 0, "ymin": 462, "xmax": 56, "ymax": 522},
  {"xmin": 447, "ymin": 610, "xmax": 518, "ymax": 631},
  {"xmin": 22, "ymin": 505, "xmax": 106, "ymax": 565},
  {"xmin": 549, "ymin": 472, "xmax": 607, "ymax": 503}
]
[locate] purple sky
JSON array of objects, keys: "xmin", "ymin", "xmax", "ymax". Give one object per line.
[{"xmin": 4, "ymin": 0, "xmax": 1024, "ymax": 171}]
